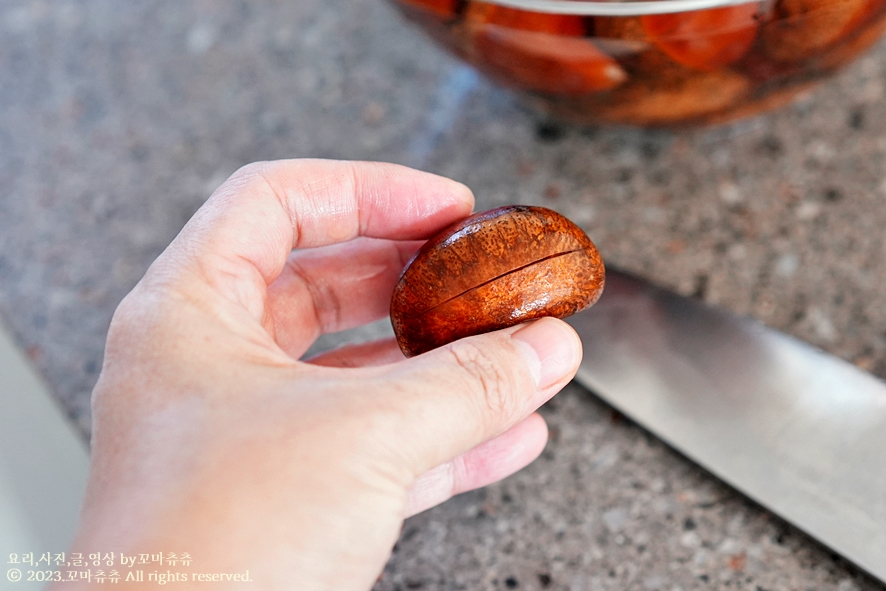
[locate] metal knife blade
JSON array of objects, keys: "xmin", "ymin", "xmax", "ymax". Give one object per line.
[{"xmin": 567, "ymin": 269, "xmax": 886, "ymax": 581}]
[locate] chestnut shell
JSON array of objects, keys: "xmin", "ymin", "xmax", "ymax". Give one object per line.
[{"xmin": 390, "ymin": 205, "xmax": 605, "ymax": 357}]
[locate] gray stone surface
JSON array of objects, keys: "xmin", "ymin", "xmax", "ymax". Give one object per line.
[
  {"xmin": 2, "ymin": 0, "xmax": 886, "ymax": 588},
  {"xmin": 380, "ymin": 385, "xmax": 880, "ymax": 591}
]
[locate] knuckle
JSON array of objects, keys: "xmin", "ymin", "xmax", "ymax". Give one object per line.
[
  {"xmin": 218, "ymin": 161, "xmax": 276, "ymax": 200},
  {"xmin": 229, "ymin": 160, "xmax": 270, "ymax": 182},
  {"xmin": 446, "ymin": 340, "xmax": 519, "ymax": 418},
  {"xmin": 105, "ymin": 290, "xmax": 147, "ymax": 344},
  {"xmin": 105, "ymin": 283, "xmax": 189, "ymax": 358}
]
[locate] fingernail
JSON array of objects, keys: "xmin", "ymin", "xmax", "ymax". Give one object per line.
[{"xmin": 511, "ymin": 318, "xmax": 582, "ymax": 390}]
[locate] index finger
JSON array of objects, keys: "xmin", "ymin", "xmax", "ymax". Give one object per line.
[{"xmin": 150, "ymin": 159, "xmax": 474, "ymax": 298}]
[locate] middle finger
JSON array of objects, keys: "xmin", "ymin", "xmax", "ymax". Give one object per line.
[{"xmin": 267, "ymin": 237, "xmax": 421, "ymax": 358}]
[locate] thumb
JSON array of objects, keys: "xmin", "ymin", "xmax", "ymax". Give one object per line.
[{"xmin": 380, "ymin": 317, "xmax": 582, "ymax": 478}]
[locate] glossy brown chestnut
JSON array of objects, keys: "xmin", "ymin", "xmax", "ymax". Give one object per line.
[{"xmin": 390, "ymin": 205, "xmax": 605, "ymax": 357}]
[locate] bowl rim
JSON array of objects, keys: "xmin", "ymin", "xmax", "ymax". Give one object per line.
[{"xmin": 480, "ymin": 0, "xmax": 766, "ymax": 16}]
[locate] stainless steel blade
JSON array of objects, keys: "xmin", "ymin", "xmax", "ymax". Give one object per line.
[{"xmin": 567, "ymin": 270, "xmax": 886, "ymax": 581}]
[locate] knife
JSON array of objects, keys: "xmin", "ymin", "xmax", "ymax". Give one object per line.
[{"xmin": 566, "ymin": 269, "xmax": 886, "ymax": 582}]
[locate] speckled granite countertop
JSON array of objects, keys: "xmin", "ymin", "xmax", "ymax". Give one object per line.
[{"xmin": 2, "ymin": 1, "xmax": 886, "ymax": 589}]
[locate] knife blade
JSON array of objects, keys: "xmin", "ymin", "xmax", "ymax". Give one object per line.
[{"xmin": 566, "ymin": 269, "xmax": 886, "ymax": 581}]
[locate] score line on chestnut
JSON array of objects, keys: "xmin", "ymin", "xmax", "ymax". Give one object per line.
[{"xmin": 390, "ymin": 205, "xmax": 605, "ymax": 357}]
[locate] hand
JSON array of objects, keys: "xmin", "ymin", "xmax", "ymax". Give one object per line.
[{"xmin": 64, "ymin": 160, "xmax": 582, "ymax": 590}]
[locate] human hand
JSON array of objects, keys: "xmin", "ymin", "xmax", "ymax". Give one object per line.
[{"xmin": 65, "ymin": 160, "xmax": 582, "ymax": 590}]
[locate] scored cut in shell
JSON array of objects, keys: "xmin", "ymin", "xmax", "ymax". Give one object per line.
[{"xmin": 391, "ymin": 206, "xmax": 605, "ymax": 357}]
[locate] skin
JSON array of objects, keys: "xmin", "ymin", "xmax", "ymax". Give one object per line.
[{"xmin": 56, "ymin": 160, "xmax": 582, "ymax": 591}]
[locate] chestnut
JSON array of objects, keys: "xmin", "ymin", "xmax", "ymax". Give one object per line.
[
  {"xmin": 464, "ymin": 4, "xmax": 626, "ymax": 95},
  {"xmin": 390, "ymin": 205, "xmax": 605, "ymax": 357},
  {"xmin": 640, "ymin": 4, "xmax": 761, "ymax": 71},
  {"xmin": 761, "ymin": 0, "xmax": 875, "ymax": 63},
  {"xmin": 464, "ymin": 2, "xmax": 587, "ymax": 35}
]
